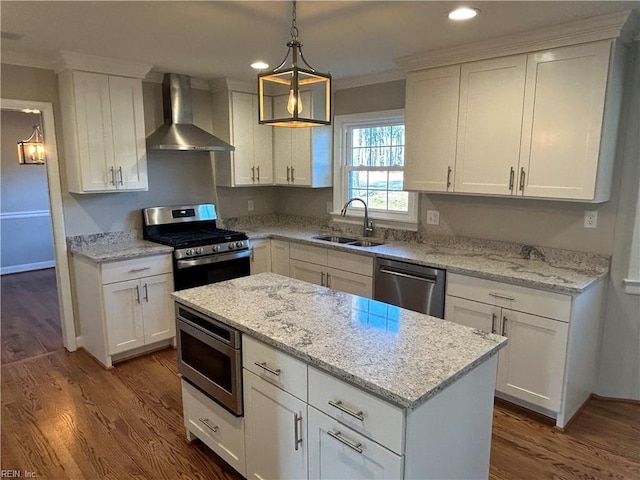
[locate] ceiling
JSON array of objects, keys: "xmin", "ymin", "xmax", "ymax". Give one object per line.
[{"xmin": 1, "ymin": 1, "xmax": 637, "ymax": 85}]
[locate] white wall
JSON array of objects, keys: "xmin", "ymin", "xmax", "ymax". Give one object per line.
[{"xmin": 0, "ymin": 109, "xmax": 55, "ymax": 273}]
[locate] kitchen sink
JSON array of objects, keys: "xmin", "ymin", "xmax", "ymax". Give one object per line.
[
  {"xmin": 349, "ymin": 240, "xmax": 384, "ymax": 247},
  {"xmin": 312, "ymin": 235, "xmax": 384, "ymax": 247},
  {"xmin": 313, "ymin": 235, "xmax": 359, "ymax": 243}
]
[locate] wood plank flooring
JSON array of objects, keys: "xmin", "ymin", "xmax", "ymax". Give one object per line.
[
  {"xmin": 2, "ymin": 269, "xmax": 639, "ymax": 479},
  {"xmin": 1, "ymin": 268, "xmax": 63, "ymax": 365}
]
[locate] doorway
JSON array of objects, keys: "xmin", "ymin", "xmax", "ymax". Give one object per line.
[{"xmin": 1, "ymin": 98, "xmax": 76, "ymax": 352}]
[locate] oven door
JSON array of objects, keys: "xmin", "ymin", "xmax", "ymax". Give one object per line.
[
  {"xmin": 176, "ymin": 316, "xmax": 243, "ymax": 416},
  {"xmin": 174, "ymin": 249, "xmax": 251, "ymax": 291}
]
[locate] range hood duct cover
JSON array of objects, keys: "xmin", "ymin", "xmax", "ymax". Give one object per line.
[{"xmin": 146, "ymin": 73, "xmax": 234, "ymax": 152}]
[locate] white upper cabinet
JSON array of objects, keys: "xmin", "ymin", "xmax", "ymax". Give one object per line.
[
  {"xmin": 213, "ymin": 90, "xmax": 273, "ymax": 186},
  {"xmin": 454, "ymin": 55, "xmax": 527, "ymax": 195},
  {"xmin": 519, "ymin": 41, "xmax": 617, "ymax": 201},
  {"xmin": 404, "ymin": 65, "xmax": 460, "ymax": 192},
  {"xmin": 58, "ymin": 70, "xmax": 148, "ymax": 193},
  {"xmin": 403, "ymin": 38, "xmax": 625, "ymax": 203},
  {"xmin": 272, "ymin": 93, "xmax": 332, "ymax": 188}
]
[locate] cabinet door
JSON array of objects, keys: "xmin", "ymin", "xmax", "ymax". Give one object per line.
[
  {"xmin": 141, "ymin": 274, "xmax": 175, "ymax": 344},
  {"xmin": 72, "ymin": 71, "xmax": 116, "ymax": 191},
  {"xmin": 519, "ymin": 41, "xmax": 611, "ymax": 199},
  {"xmin": 308, "ymin": 406, "xmax": 403, "ymax": 480},
  {"xmin": 109, "ymin": 75, "xmax": 148, "ymax": 190},
  {"xmin": 230, "ymin": 91, "xmax": 256, "ymax": 185},
  {"xmin": 244, "ymin": 371, "xmax": 308, "ymax": 480},
  {"xmin": 455, "ymin": 55, "xmax": 527, "ymax": 195},
  {"xmin": 272, "ymin": 95, "xmax": 293, "ymax": 185},
  {"xmin": 496, "ymin": 309, "xmax": 568, "ymax": 411},
  {"xmin": 250, "ymin": 239, "xmax": 272, "ymax": 275},
  {"xmin": 290, "ymin": 259, "xmax": 324, "ymax": 287},
  {"xmin": 444, "ymin": 296, "xmax": 499, "ymax": 334},
  {"xmin": 291, "ymin": 128, "xmax": 312, "ymax": 185},
  {"xmin": 103, "ymin": 279, "xmax": 144, "ymax": 354},
  {"xmin": 404, "ymin": 65, "xmax": 460, "ymax": 192},
  {"xmin": 271, "ymin": 240, "xmax": 291, "ymax": 276},
  {"xmin": 326, "ymin": 268, "xmax": 372, "ymax": 298},
  {"xmin": 253, "ymin": 95, "xmax": 273, "ymax": 185}
]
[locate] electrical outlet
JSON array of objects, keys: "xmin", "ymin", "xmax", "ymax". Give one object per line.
[
  {"xmin": 426, "ymin": 210, "xmax": 440, "ymax": 226},
  {"xmin": 584, "ymin": 210, "xmax": 597, "ymax": 229},
  {"xmin": 248, "ymin": 200, "xmax": 254, "ymax": 212}
]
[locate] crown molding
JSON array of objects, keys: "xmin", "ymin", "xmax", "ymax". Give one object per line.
[
  {"xmin": 1, "ymin": 49, "xmax": 56, "ymax": 70},
  {"xmin": 54, "ymin": 51, "xmax": 152, "ymax": 78},
  {"xmin": 397, "ymin": 10, "xmax": 635, "ymax": 73},
  {"xmin": 333, "ymin": 69, "xmax": 405, "ymax": 91}
]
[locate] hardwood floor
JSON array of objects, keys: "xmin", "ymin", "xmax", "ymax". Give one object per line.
[
  {"xmin": 2, "ymin": 270, "xmax": 639, "ymax": 479},
  {"xmin": 1, "ymin": 268, "xmax": 63, "ymax": 365}
]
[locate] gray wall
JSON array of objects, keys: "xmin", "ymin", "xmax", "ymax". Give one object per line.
[{"xmin": 0, "ymin": 109, "xmax": 55, "ymax": 271}]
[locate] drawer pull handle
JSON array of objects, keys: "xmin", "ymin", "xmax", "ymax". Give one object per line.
[
  {"xmin": 254, "ymin": 361, "xmax": 281, "ymax": 376},
  {"xmin": 489, "ymin": 292, "xmax": 515, "ymax": 301},
  {"xmin": 129, "ymin": 267, "xmax": 151, "ymax": 273},
  {"xmin": 328, "ymin": 400, "xmax": 364, "ymax": 421},
  {"xmin": 327, "ymin": 430, "xmax": 363, "ymax": 454},
  {"xmin": 502, "ymin": 317, "xmax": 508, "ymax": 336},
  {"xmin": 491, "ymin": 313, "xmax": 497, "ymax": 334},
  {"xmin": 198, "ymin": 417, "xmax": 219, "ymax": 433}
]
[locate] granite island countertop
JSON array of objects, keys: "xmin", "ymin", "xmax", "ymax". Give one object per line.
[
  {"xmin": 172, "ymin": 273, "xmax": 507, "ymax": 410},
  {"xmin": 241, "ymin": 224, "xmax": 609, "ymax": 294}
]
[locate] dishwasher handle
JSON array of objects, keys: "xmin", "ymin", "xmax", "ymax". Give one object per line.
[{"xmin": 378, "ymin": 267, "xmax": 437, "ymax": 284}]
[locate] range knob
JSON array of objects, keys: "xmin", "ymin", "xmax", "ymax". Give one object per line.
[
  {"xmin": 236, "ymin": 241, "xmax": 245, "ymax": 248},
  {"xmin": 195, "ymin": 247, "xmax": 204, "ymax": 255},
  {"xmin": 228, "ymin": 242, "xmax": 235, "ymax": 250},
  {"xmin": 212, "ymin": 245, "xmax": 220, "ymax": 252},
  {"xmin": 185, "ymin": 249, "xmax": 194, "ymax": 256}
]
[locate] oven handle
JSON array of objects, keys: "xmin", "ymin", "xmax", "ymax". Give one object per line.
[{"xmin": 176, "ymin": 249, "xmax": 251, "ymax": 269}]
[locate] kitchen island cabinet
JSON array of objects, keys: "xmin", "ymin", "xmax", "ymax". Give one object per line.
[{"xmin": 173, "ymin": 273, "xmax": 506, "ymax": 479}]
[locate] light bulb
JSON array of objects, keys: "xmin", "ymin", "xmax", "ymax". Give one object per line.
[
  {"xmin": 28, "ymin": 145, "xmax": 36, "ymax": 155},
  {"xmin": 287, "ymin": 89, "xmax": 303, "ymax": 115}
]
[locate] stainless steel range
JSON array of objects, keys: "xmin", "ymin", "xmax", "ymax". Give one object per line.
[{"xmin": 142, "ymin": 204, "xmax": 250, "ymax": 291}]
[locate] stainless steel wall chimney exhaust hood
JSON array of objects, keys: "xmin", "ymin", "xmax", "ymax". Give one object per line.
[{"xmin": 146, "ymin": 73, "xmax": 234, "ymax": 152}]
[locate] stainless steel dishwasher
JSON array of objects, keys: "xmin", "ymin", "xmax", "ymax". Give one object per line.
[{"xmin": 374, "ymin": 258, "xmax": 446, "ymax": 318}]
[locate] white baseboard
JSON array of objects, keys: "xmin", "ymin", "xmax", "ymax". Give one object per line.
[{"xmin": 0, "ymin": 261, "xmax": 55, "ymax": 275}]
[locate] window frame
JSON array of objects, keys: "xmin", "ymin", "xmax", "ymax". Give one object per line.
[{"xmin": 332, "ymin": 110, "xmax": 418, "ymax": 230}]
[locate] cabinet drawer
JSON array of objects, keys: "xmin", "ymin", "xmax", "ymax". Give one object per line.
[
  {"xmin": 308, "ymin": 367, "xmax": 404, "ymax": 455},
  {"xmin": 182, "ymin": 380, "xmax": 246, "ymax": 476},
  {"xmin": 327, "ymin": 250, "xmax": 373, "ymax": 277},
  {"xmin": 101, "ymin": 254, "xmax": 172, "ymax": 284},
  {"xmin": 289, "ymin": 243, "xmax": 327, "ymax": 266},
  {"xmin": 308, "ymin": 406, "xmax": 403, "ymax": 480},
  {"xmin": 447, "ymin": 273, "xmax": 571, "ymax": 322},
  {"xmin": 243, "ymin": 335, "xmax": 308, "ymax": 401}
]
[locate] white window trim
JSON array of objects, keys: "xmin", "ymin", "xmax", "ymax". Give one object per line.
[{"xmin": 331, "ymin": 109, "xmax": 418, "ymax": 231}]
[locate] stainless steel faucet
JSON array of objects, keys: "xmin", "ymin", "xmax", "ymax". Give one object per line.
[{"xmin": 340, "ymin": 198, "xmax": 374, "ymax": 237}]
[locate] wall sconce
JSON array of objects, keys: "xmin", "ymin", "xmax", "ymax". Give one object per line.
[
  {"xmin": 257, "ymin": 0, "xmax": 331, "ymax": 127},
  {"xmin": 17, "ymin": 124, "xmax": 46, "ymax": 165}
]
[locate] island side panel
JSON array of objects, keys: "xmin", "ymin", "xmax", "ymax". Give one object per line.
[{"xmin": 403, "ymin": 355, "xmax": 498, "ymax": 479}]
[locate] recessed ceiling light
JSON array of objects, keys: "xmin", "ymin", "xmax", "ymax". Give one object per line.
[
  {"xmin": 251, "ymin": 61, "xmax": 269, "ymax": 70},
  {"xmin": 448, "ymin": 7, "xmax": 479, "ymax": 21}
]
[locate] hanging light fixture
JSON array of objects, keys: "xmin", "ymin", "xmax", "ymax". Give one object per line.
[
  {"xmin": 257, "ymin": 0, "xmax": 331, "ymax": 127},
  {"xmin": 17, "ymin": 124, "xmax": 46, "ymax": 165}
]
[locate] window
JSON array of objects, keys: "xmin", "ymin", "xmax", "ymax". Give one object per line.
[{"xmin": 333, "ymin": 110, "xmax": 417, "ymax": 229}]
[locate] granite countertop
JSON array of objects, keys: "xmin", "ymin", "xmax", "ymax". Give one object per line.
[
  {"xmin": 68, "ymin": 231, "xmax": 173, "ymax": 263},
  {"xmin": 172, "ymin": 273, "xmax": 507, "ymax": 410},
  {"xmin": 241, "ymin": 224, "xmax": 609, "ymax": 294}
]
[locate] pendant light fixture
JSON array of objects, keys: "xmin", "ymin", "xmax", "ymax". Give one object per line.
[
  {"xmin": 257, "ymin": 0, "xmax": 331, "ymax": 127},
  {"xmin": 17, "ymin": 124, "xmax": 46, "ymax": 165}
]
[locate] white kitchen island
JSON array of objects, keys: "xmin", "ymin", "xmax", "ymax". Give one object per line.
[{"xmin": 173, "ymin": 273, "xmax": 507, "ymax": 480}]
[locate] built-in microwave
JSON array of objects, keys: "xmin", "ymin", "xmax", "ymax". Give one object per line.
[{"xmin": 175, "ymin": 303, "xmax": 243, "ymax": 416}]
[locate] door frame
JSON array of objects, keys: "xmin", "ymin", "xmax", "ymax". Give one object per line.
[{"xmin": 1, "ymin": 98, "xmax": 77, "ymax": 351}]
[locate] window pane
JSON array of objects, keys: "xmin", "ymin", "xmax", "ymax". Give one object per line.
[
  {"xmin": 391, "ymin": 126, "xmax": 405, "ymax": 146},
  {"xmin": 368, "ymin": 190, "xmax": 388, "ymax": 210},
  {"xmin": 390, "ymin": 146, "xmax": 404, "ymax": 166},
  {"xmin": 368, "ymin": 170, "xmax": 389, "ymax": 191},
  {"xmin": 349, "ymin": 190, "xmax": 368, "ymax": 206},
  {"xmin": 351, "ymin": 147, "xmax": 369, "ymax": 166},
  {"xmin": 389, "ymin": 171, "xmax": 403, "ymax": 191},
  {"xmin": 388, "ymin": 191, "xmax": 409, "ymax": 212},
  {"xmin": 349, "ymin": 170, "xmax": 368, "ymax": 190}
]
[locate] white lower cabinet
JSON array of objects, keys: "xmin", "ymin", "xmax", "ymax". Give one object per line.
[
  {"xmin": 308, "ymin": 406, "xmax": 403, "ymax": 480},
  {"xmin": 271, "ymin": 240, "xmax": 291, "ymax": 276},
  {"xmin": 72, "ymin": 254, "xmax": 175, "ymax": 367},
  {"xmin": 250, "ymin": 238, "xmax": 272, "ymax": 275},
  {"xmin": 182, "ymin": 380, "xmax": 246, "ymax": 477},
  {"xmin": 243, "ymin": 370, "xmax": 308, "ymax": 480},
  {"xmin": 445, "ymin": 272, "xmax": 604, "ymax": 427}
]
